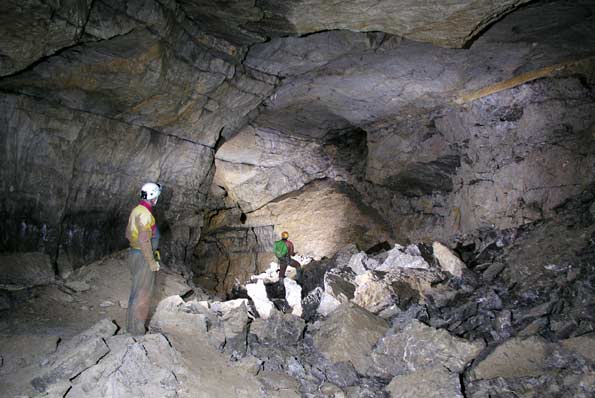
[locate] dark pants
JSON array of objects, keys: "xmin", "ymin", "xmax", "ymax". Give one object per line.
[
  {"xmin": 127, "ymin": 249, "xmax": 155, "ymax": 335},
  {"xmin": 278, "ymin": 257, "xmax": 301, "ymax": 279}
]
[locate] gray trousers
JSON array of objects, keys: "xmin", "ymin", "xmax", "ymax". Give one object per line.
[{"xmin": 127, "ymin": 249, "xmax": 155, "ymax": 335}]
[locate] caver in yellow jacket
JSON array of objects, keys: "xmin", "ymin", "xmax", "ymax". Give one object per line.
[{"xmin": 126, "ymin": 201, "xmax": 159, "ymax": 271}]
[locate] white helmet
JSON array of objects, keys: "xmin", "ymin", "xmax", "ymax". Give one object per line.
[{"xmin": 141, "ymin": 182, "xmax": 161, "ymax": 202}]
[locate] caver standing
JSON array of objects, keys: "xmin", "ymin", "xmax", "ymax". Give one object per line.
[
  {"xmin": 125, "ymin": 182, "xmax": 162, "ymax": 335},
  {"xmin": 274, "ymin": 231, "xmax": 301, "ymax": 280}
]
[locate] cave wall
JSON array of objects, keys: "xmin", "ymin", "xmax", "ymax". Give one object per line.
[
  {"xmin": 0, "ymin": 0, "xmax": 276, "ymax": 271},
  {"xmin": 0, "ymin": 92, "xmax": 213, "ymax": 272},
  {"xmin": 361, "ymin": 76, "xmax": 595, "ymax": 244}
]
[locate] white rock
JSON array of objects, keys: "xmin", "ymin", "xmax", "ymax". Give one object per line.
[
  {"xmin": 118, "ymin": 300, "xmax": 128, "ymax": 309},
  {"xmin": 376, "ymin": 245, "xmax": 430, "ymax": 271},
  {"xmin": 317, "ymin": 292, "xmax": 341, "ymax": 317},
  {"xmin": 284, "ymin": 278, "xmax": 303, "ymax": 317},
  {"xmin": 347, "ymin": 252, "xmax": 368, "ymax": 275},
  {"xmin": 99, "ymin": 300, "xmax": 115, "ymax": 308},
  {"xmin": 211, "ymin": 299, "xmax": 250, "ymax": 315},
  {"xmin": 246, "ymin": 279, "xmax": 275, "ymax": 319},
  {"xmin": 405, "ymin": 244, "xmax": 422, "ymax": 257},
  {"xmin": 197, "ymin": 300, "xmax": 210, "ymax": 310},
  {"xmin": 251, "ymin": 262, "xmax": 280, "ymax": 283},
  {"xmin": 432, "ymin": 241, "xmax": 467, "ymax": 278}
]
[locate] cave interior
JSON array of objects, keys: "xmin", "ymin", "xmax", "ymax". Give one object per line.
[{"xmin": 0, "ymin": 0, "xmax": 594, "ymax": 397}]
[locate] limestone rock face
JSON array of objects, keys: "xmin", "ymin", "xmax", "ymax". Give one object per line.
[
  {"xmin": 246, "ymin": 180, "xmax": 394, "ymax": 259},
  {"xmin": 0, "ymin": 93, "xmax": 214, "ymax": 267},
  {"xmin": 0, "ymin": 0, "xmax": 93, "ymax": 76},
  {"xmin": 0, "ymin": 27, "xmax": 275, "ymax": 146},
  {"xmin": 0, "ymin": 252, "xmax": 54, "ymax": 289},
  {"xmin": 180, "ymin": 0, "xmax": 531, "ymax": 48},
  {"xmin": 193, "ymin": 226, "xmax": 275, "ymax": 295},
  {"xmin": 365, "ymin": 75, "xmax": 595, "ymax": 244},
  {"xmin": 0, "ymin": 0, "xmax": 275, "ymax": 270},
  {"xmin": 214, "ymin": 125, "xmax": 332, "ymax": 212}
]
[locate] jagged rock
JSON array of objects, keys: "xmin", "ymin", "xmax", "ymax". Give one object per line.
[
  {"xmin": 31, "ymin": 319, "xmax": 117, "ymax": 392},
  {"xmin": 248, "ymin": 312, "xmax": 305, "ymax": 375},
  {"xmin": 324, "ymin": 361, "xmax": 359, "ymax": 388},
  {"xmin": 302, "ymin": 287, "xmax": 324, "ymax": 320},
  {"xmin": 246, "ymin": 279, "xmax": 276, "ymax": 319},
  {"xmin": 370, "ymin": 319, "xmax": 484, "ymax": 378},
  {"xmin": 284, "ymin": 278, "xmax": 303, "ymax": 317},
  {"xmin": 0, "ymin": 252, "xmax": 54, "ymax": 289},
  {"xmin": 149, "ymin": 295, "xmax": 209, "ymax": 337},
  {"xmin": 0, "ymin": 334, "xmax": 60, "ymax": 377},
  {"xmin": 246, "ymin": 180, "xmax": 393, "ymax": 259},
  {"xmin": 250, "ymin": 262, "xmax": 282, "ymax": 284},
  {"xmin": 493, "ymin": 309, "xmax": 513, "ymax": 341},
  {"xmin": 432, "ymin": 241, "xmax": 467, "ymax": 278},
  {"xmin": 249, "ymin": 311, "xmax": 305, "ymax": 348},
  {"xmin": 353, "ymin": 271, "xmax": 395, "ymax": 314},
  {"xmin": 347, "ymin": 252, "xmax": 369, "ymax": 275},
  {"xmin": 219, "ymin": 303, "xmax": 250, "ymax": 358},
  {"xmin": 333, "ymin": 245, "xmax": 361, "ymax": 269},
  {"xmin": 324, "ymin": 267, "xmax": 357, "ymax": 303},
  {"xmin": 317, "ymin": 382, "xmax": 345, "ymax": 397},
  {"xmin": 345, "ymin": 383, "xmax": 389, "ymax": 398},
  {"xmin": 156, "ymin": 268, "xmax": 194, "ymax": 299},
  {"xmin": 385, "ymin": 267, "xmax": 445, "ymax": 309},
  {"xmin": 67, "ymin": 334, "xmax": 180, "ymax": 398},
  {"xmin": 210, "ymin": 298, "xmax": 250, "ymax": 315},
  {"xmin": 317, "ymin": 292, "xmax": 342, "ymax": 317},
  {"xmin": 376, "ymin": 245, "xmax": 431, "ymax": 271},
  {"xmin": 313, "ymin": 303, "xmax": 389, "ymax": 374},
  {"xmin": 385, "ymin": 366, "xmax": 463, "ymax": 398}
]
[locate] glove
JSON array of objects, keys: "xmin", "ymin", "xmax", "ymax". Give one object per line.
[
  {"xmin": 149, "ymin": 260, "xmax": 160, "ymax": 272},
  {"xmin": 154, "ymin": 249, "xmax": 161, "ymax": 262}
]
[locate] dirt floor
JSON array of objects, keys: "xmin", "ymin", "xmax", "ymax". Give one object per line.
[{"xmin": 0, "ymin": 250, "xmax": 193, "ymax": 379}]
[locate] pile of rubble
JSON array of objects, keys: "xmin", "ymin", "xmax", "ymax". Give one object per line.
[{"xmin": 2, "ymin": 215, "xmax": 594, "ymax": 397}]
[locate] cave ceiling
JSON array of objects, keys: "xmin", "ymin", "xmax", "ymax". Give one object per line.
[{"xmin": 1, "ymin": 0, "xmax": 593, "ymax": 142}]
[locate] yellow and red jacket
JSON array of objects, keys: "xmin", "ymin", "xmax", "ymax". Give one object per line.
[{"xmin": 126, "ymin": 201, "xmax": 156, "ymax": 249}]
